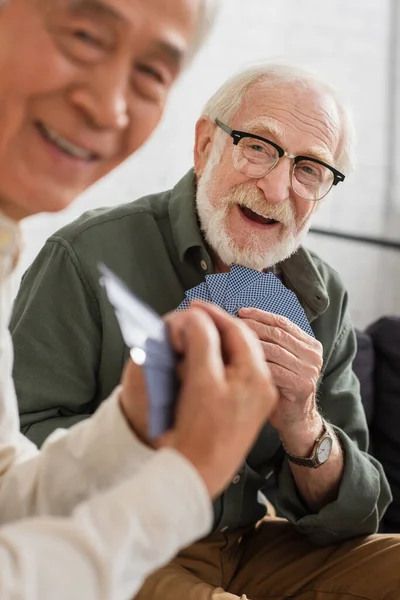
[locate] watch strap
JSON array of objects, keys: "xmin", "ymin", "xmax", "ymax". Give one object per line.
[{"xmin": 282, "ymin": 418, "xmax": 332, "ymax": 469}]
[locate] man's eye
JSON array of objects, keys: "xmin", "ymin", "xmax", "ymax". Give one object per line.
[
  {"xmin": 74, "ymin": 29, "xmax": 102, "ymax": 47},
  {"xmin": 250, "ymin": 144, "xmax": 266, "ymax": 153},
  {"xmin": 136, "ymin": 64, "xmax": 165, "ymax": 84}
]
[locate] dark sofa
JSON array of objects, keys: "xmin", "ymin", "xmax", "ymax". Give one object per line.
[{"xmin": 355, "ymin": 317, "xmax": 400, "ymax": 533}]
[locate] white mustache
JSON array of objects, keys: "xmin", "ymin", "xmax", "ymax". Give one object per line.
[{"xmin": 225, "ymin": 183, "xmax": 295, "ymax": 228}]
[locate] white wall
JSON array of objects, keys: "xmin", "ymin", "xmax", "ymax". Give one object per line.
[{"xmin": 17, "ymin": 0, "xmax": 400, "ymax": 328}]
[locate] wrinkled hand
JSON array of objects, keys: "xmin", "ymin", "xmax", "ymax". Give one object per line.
[
  {"xmin": 120, "ymin": 302, "xmax": 278, "ymax": 499},
  {"xmin": 238, "ymin": 307, "xmax": 323, "ymax": 435}
]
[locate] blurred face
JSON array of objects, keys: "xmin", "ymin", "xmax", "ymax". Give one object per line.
[
  {"xmin": 0, "ymin": 0, "xmax": 199, "ymax": 219},
  {"xmin": 195, "ymin": 81, "xmax": 341, "ymax": 271}
]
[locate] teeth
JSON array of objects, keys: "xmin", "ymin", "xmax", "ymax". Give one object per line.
[
  {"xmin": 41, "ymin": 124, "xmax": 94, "ymax": 160},
  {"xmin": 240, "ymin": 205, "xmax": 280, "ymax": 224},
  {"xmin": 253, "ymin": 208, "xmax": 269, "ymax": 219},
  {"xmin": 247, "ymin": 207, "xmax": 273, "ymax": 220}
]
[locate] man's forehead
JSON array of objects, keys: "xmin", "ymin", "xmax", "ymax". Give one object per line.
[
  {"xmin": 45, "ymin": 0, "xmax": 187, "ymax": 65},
  {"xmin": 235, "ymin": 85, "xmax": 340, "ymax": 163},
  {"xmin": 48, "ymin": 0, "xmax": 149, "ymax": 23}
]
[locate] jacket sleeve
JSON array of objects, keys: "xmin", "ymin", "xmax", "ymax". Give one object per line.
[
  {"xmin": 10, "ymin": 238, "xmax": 107, "ymax": 447},
  {"xmin": 275, "ymin": 303, "xmax": 392, "ymax": 545},
  {"xmin": 0, "ymin": 447, "xmax": 212, "ymax": 600}
]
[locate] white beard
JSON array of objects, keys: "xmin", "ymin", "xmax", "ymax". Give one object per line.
[{"xmin": 196, "ymin": 160, "xmax": 311, "ymax": 271}]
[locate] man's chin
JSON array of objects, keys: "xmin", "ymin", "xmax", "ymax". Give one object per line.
[
  {"xmin": 213, "ymin": 234, "xmax": 302, "ymax": 272},
  {"xmin": 4, "ymin": 187, "xmax": 79, "ymax": 221}
]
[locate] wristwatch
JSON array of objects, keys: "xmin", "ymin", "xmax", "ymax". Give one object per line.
[{"xmin": 282, "ymin": 419, "xmax": 334, "ymax": 468}]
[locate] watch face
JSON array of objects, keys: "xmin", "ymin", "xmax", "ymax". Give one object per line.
[{"xmin": 317, "ymin": 437, "xmax": 333, "ymax": 464}]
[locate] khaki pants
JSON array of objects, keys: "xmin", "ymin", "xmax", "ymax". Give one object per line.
[{"xmin": 135, "ymin": 518, "xmax": 400, "ymax": 600}]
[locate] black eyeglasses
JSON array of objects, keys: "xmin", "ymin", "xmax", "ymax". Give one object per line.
[{"xmin": 215, "ymin": 119, "xmax": 345, "ymax": 202}]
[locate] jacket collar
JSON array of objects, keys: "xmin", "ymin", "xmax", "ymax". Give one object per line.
[{"xmin": 169, "ymin": 169, "xmax": 204, "ymax": 263}]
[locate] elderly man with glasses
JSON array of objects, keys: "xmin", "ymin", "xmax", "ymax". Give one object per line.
[{"xmin": 11, "ymin": 63, "xmax": 400, "ymax": 599}]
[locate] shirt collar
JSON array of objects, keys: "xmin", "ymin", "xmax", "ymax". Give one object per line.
[{"xmin": 168, "ymin": 168, "xmax": 329, "ymax": 321}]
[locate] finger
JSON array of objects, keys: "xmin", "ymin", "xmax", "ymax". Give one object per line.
[
  {"xmin": 240, "ymin": 317, "xmax": 320, "ymax": 363},
  {"xmin": 164, "ymin": 310, "xmax": 191, "ymax": 355},
  {"xmin": 122, "ymin": 358, "xmax": 147, "ymax": 392},
  {"xmin": 171, "ymin": 308, "xmax": 225, "ymax": 383},
  {"xmin": 241, "ymin": 317, "xmax": 302, "ymax": 356},
  {"xmin": 267, "ymin": 363, "xmax": 301, "ymax": 398},
  {"xmin": 191, "ymin": 301, "xmax": 266, "ymax": 370},
  {"xmin": 239, "ymin": 308, "xmax": 312, "ymax": 344},
  {"xmin": 260, "ymin": 341, "xmax": 305, "ymax": 376}
]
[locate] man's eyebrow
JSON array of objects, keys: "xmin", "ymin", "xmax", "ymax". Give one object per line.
[
  {"xmin": 153, "ymin": 40, "xmax": 185, "ymax": 68},
  {"xmin": 242, "ymin": 117, "xmax": 286, "ymax": 142},
  {"xmin": 300, "ymin": 145, "xmax": 335, "ymax": 166},
  {"xmin": 67, "ymin": 0, "xmax": 124, "ymax": 22}
]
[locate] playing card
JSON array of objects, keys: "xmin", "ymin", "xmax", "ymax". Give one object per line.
[
  {"xmin": 143, "ymin": 361, "xmax": 178, "ymax": 438},
  {"xmin": 224, "ymin": 272, "xmax": 285, "ymax": 313},
  {"xmin": 185, "ymin": 281, "xmax": 212, "ymax": 303},
  {"xmin": 99, "ymin": 264, "xmax": 165, "ymax": 345},
  {"xmin": 144, "ymin": 337, "xmax": 176, "ymax": 370},
  {"xmin": 205, "ymin": 272, "xmax": 229, "ymax": 307},
  {"xmin": 98, "ymin": 263, "xmax": 178, "ymax": 438},
  {"xmin": 245, "ymin": 289, "xmax": 315, "ymax": 337},
  {"xmin": 175, "ymin": 297, "xmax": 191, "ymax": 311},
  {"xmin": 225, "ymin": 264, "xmax": 265, "ymax": 300}
]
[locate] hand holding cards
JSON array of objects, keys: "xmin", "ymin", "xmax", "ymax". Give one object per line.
[
  {"xmin": 100, "ymin": 263, "xmax": 314, "ymax": 442},
  {"xmin": 99, "ymin": 264, "xmax": 278, "ymax": 499},
  {"xmin": 176, "ymin": 264, "xmax": 321, "ymax": 441}
]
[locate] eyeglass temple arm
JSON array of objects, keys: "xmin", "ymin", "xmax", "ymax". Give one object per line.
[
  {"xmin": 215, "ymin": 119, "xmax": 233, "ymax": 135},
  {"xmin": 333, "ymin": 172, "xmax": 345, "ymax": 185}
]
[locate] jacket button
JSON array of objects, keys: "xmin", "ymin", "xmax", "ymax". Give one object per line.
[
  {"xmin": 232, "ymin": 475, "xmax": 241, "ymax": 484},
  {"xmin": 200, "ymin": 260, "xmax": 208, "ymax": 271}
]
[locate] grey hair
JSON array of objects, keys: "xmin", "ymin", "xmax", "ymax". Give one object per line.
[
  {"xmin": 186, "ymin": 0, "xmax": 220, "ymax": 65},
  {"xmin": 202, "ymin": 62, "xmax": 356, "ymax": 174}
]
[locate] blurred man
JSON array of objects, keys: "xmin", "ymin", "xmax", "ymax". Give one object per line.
[
  {"xmin": 0, "ymin": 1, "xmax": 279, "ymax": 599},
  {"xmin": 12, "ymin": 63, "xmax": 400, "ymax": 599}
]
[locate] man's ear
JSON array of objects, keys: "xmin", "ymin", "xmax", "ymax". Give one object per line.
[{"xmin": 194, "ymin": 117, "xmax": 215, "ymax": 177}]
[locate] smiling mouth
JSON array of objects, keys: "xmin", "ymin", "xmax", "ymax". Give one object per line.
[
  {"xmin": 36, "ymin": 122, "xmax": 98, "ymax": 162},
  {"xmin": 239, "ymin": 205, "xmax": 279, "ymax": 226}
]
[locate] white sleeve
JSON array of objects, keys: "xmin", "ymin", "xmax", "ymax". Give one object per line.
[
  {"xmin": 0, "ymin": 448, "xmax": 213, "ymax": 600},
  {"xmin": 0, "ymin": 290, "xmax": 161, "ymax": 525},
  {"xmin": 0, "ymin": 274, "xmax": 155, "ymax": 525},
  {"xmin": 0, "ymin": 380, "xmax": 156, "ymax": 524}
]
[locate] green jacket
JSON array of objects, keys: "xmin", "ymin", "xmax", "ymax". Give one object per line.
[{"xmin": 11, "ymin": 169, "xmax": 391, "ymax": 545}]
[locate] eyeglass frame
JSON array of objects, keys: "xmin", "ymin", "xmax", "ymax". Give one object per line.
[{"xmin": 215, "ymin": 118, "xmax": 345, "ymax": 200}]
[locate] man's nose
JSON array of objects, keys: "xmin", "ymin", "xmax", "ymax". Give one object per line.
[
  {"xmin": 256, "ymin": 158, "xmax": 292, "ymax": 203},
  {"xmin": 68, "ymin": 63, "xmax": 130, "ymax": 130}
]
